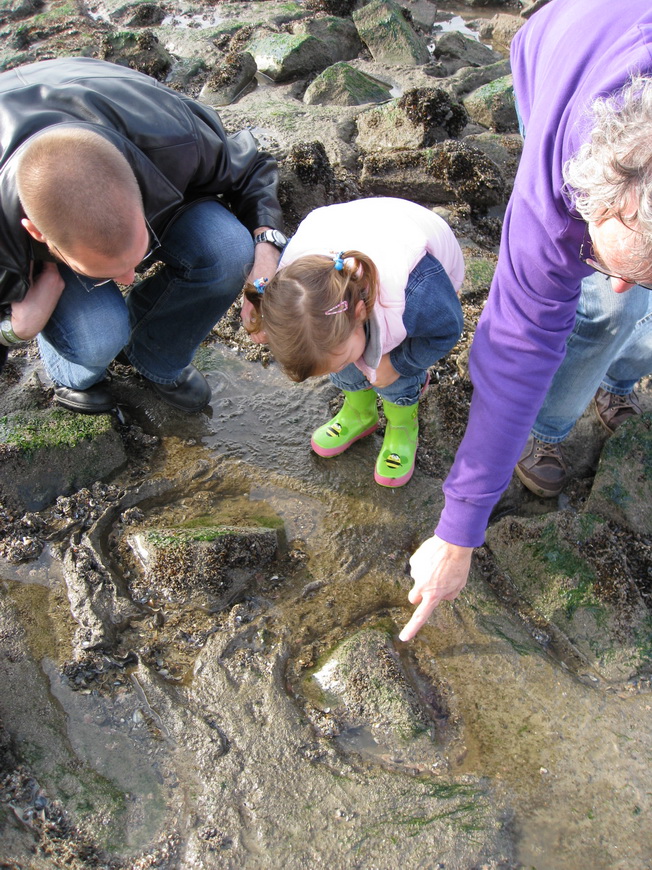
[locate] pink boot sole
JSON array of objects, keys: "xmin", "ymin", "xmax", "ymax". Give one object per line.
[
  {"xmin": 311, "ymin": 422, "xmax": 379, "ymax": 457},
  {"xmin": 374, "ymin": 462, "xmax": 415, "ymax": 487}
]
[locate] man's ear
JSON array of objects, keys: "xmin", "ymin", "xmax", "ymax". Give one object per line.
[{"xmin": 21, "ymin": 218, "xmax": 47, "ymax": 243}]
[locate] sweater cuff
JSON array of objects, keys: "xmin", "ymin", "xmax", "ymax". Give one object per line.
[{"xmin": 434, "ymin": 495, "xmax": 493, "ymax": 549}]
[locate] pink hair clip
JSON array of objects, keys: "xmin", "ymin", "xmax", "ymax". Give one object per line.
[{"xmin": 324, "ymin": 300, "xmax": 349, "ymax": 316}]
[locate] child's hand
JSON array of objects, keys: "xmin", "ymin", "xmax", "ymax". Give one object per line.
[
  {"xmin": 240, "ymin": 294, "xmax": 268, "ymax": 343},
  {"xmin": 371, "ymin": 353, "xmax": 399, "ymax": 388}
]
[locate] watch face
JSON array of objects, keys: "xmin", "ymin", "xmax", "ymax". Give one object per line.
[{"xmin": 255, "ymin": 229, "xmax": 287, "ymax": 249}]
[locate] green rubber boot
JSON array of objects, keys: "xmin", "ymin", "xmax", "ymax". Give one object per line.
[
  {"xmin": 374, "ymin": 399, "xmax": 419, "ymax": 487},
  {"xmin": 311, "ymin": 389, "xmax": 379, "ymax": 457}
]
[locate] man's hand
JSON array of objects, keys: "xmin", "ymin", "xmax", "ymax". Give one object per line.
[
  {"xmin": 10, "ymin": 262, "xmax": 65, "ymax": 339},
  {"xmin": 399, "ymin": 535, "xmax": 473, "ymax": 641},
  {"xmin": 371, "ymin": 353, "xmax": 400, "ymax": 388},
  {"xmin": 247, "ymin": 232, "xmax": 282, "ymax": 287}
]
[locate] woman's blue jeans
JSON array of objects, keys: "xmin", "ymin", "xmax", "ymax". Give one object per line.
[
  {"xmin": 38, "ymin": 200, "xmax": 253, "ymax": 389},
  {"xmin": 532, "ymin": 271, "xmax": 652, "ymax": 442}
]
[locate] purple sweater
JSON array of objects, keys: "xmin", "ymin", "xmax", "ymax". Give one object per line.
[{"xmin": 436, "ymin": 0, "xmax": 652, "ymax": 548}]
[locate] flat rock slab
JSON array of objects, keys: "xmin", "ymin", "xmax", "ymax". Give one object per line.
[
  {"xmin": 485, "ymin": 511, "xmax": 651, "ymax": 683},
  {"xmin": 126, "ymin": 524, "xmax": 280, "ymax": 606},
  {"xmin": 0, "ymin": 409, "xmax": 125, "ymax": 512},
  {"xmin": 587, "ymin": 411, "xmax": 652, "ymax": 536}
]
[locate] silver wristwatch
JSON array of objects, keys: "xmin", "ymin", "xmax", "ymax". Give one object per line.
[
  {"xmin": 0, "ymin": 317, "xmax": 25, "ymax": 346},
  {"xmin": 254, "ymin": 229, "xmax": 288, "ymax": 250}
]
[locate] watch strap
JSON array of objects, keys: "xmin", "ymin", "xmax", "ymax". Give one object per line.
[
  {"xmin": 0, "ymin": 317, "xmax": 25, "ymax": 346},
  {"xmin": 254, "ymin": 229, "xmax": 287, "ymax": 250}
]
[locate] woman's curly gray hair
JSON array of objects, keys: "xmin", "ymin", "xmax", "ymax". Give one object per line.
[{"xmin": 563, "ymin": 74, "xmax": 652, "ymax": 276}]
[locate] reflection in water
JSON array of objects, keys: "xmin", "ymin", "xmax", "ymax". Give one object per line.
[
  {"xmin": 432, "ymin": 14, "xmax": 481, "ymax": 41},
  {"xmin": 43, "ymin": 657, "xmax": 172, "ymax": 853}
]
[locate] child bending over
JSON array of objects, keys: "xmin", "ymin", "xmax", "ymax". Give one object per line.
[{"xmin": 244, "ymin": 197, "xmax": 464, "ymax": 487}]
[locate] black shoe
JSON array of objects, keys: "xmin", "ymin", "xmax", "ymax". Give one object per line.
[
  {"xmin": 54, "ymin": 383, "xmax": 115, "ymax": 414},
  {"xmin": 113, "ymin": 349, "xmax": 132, "ymax": 367},
  {"xmin": 148, "ymin": 365, "xmax": 211, "ymax": 412}
]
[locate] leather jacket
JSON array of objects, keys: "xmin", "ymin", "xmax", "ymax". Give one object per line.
[{"xmin": 0, "ymin": 57, "xmax": 283, "ymax": 306}]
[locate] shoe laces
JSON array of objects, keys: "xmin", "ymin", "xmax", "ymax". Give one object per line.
[
  {"xmin": 605, "ymin": 392, "xmax": 637, "ymax": 411},
  {"xmin": 533, "ymin": 440, "xmax": 562, "ymax": 460}
]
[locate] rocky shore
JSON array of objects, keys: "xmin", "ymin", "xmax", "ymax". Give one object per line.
[{"xmin": 0, "ymin": 1, "xmax": 651, "ymax": 868}]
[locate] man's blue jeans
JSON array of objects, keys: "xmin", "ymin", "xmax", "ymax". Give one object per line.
[
  {"xmin": 532, "ymin": 271, "xmax": 652, "ymax": 442},
  {"xmin": 38, "ymin": 200, "xmax": 253, "ymax": 389}
]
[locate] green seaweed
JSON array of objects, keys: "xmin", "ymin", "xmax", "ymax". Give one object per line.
[
  {"xmin": 144, "ymin": 526, "xmax": 259, "ymax": 547},
  {"xmin": 464, "ymin": 258, "xmax": 495, "ymax": 290},
  {"xmin": 0, "ymin": 410, "xmax": 112, "ymax": 455},
  {"xmin": 528, "ymin": 524, "xmax": 600, "ymax": 619}
]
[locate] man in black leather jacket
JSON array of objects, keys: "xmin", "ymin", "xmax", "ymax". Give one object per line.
[{"xmin": 0, "ymin": 57, "xmax": 286, "ymax": 413}]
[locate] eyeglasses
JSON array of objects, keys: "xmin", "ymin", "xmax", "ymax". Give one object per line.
[
  {"xmin": 52, "ymin": 219, "xmax": 161, "ymax": 291},
  {"xmin": 579, "ymin": 233, "xmax": 652, "ymax": 290}
]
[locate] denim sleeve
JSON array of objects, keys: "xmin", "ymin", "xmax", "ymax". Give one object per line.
[{"xmin": 389, "ymin": 253, "xmax": 464, "ymax": 377}]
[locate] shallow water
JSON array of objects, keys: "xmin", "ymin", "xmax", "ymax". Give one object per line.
[
  {"xmin": 1, "ymin": 332, "xmax": 651, "ymax": 870},
  {"xmin": 2, "ymin": 4, "xmax": 651, "ymax": 862},
  {"xmin": 61, "ymin": 350, "xmax": 652, "ymax": 863}
]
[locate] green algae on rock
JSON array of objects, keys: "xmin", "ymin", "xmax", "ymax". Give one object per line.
[
  {"xmin": 352, "ymin": 0, "xmax": 430, "ymax": 67},
  {"xmin": 485, "ymin": 513, "xmax": 652, "ymax": 683},
  {"xmin": 246, "ymin": 32, "xmax": 332, "ymax": 82},
  {"xmin": 295, "ymin": 625, "xmax": 465, "ymax": 775},
  {"xmin": 586, "ymin": 411, "xmax": 652, "ymax": 536},
  {"xmin": 292, "ymin": 14, "xmax": 363, "ymax": 63},
  {"xmin": 304, "ymin": 61, "xmax": 392, "ymax": 106},
  {"xmin": 125, "ymin": 524, "xmax": 280, "ymax": 606},
  {"xmin": 458, "ymin": 248, "xmax": 497, "ymax": 298},
  {"xmin": 0, "ymin": 410, "xmax": 125, "ymax": 512},
  {"xmin": 463, "ymin": 74, "xmax": 518, "ymax": 134}
]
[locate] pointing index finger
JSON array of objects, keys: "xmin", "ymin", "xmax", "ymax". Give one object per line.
[{"xmin": 398, "ymin": 595, "xmax": 442, "ymax": 642}]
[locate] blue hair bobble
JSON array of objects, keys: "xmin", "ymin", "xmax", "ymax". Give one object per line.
[
  {"xmin": 253, "ymin": 277, "xmax": 269, "ymax": 294},
  {"xmin": 333, "ymin": 252, "xmax": 344, "ymax": 271}
]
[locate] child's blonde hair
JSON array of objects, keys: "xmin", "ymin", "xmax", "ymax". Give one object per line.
[{"xmin": 244, "ymin": 250, "xmax": 379, "ymax": 381}]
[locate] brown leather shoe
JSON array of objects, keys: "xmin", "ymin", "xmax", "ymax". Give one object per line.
[
  {"xmin": 593, "ymin": 387, "xmax": 641, "ymax": 435},
  {"xmin": 515, "ymin": 435, "xmax": 568, "ymax": 498}
]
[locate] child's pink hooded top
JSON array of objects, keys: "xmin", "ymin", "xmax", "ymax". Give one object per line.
[{"xmin": 279, "ymin": 197, "xmax": 464, "ymax": 382}]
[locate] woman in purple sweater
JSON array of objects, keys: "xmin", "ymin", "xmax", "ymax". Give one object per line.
[{"xmin": 400, "ymin": 0, "xmax": 652, "ymax": 641}]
